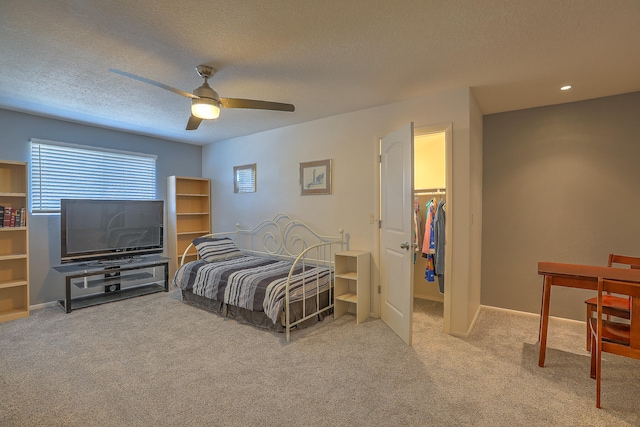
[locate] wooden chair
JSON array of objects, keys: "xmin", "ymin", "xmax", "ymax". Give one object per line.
[
  {"xmin": 585, "ymin": 254, "xmax": 638, "ymax": 351},
  {"xmin": 589, "ymin": 277, "xmax": 640, "ymax": 408}
]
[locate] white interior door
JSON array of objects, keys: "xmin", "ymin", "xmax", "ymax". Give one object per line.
[{"xmin": 380, "ymin": 122, "xmax": 414, "ymax": 345}]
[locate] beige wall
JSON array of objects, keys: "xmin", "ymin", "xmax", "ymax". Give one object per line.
[
  {"xmin": 202, "ymin": 87, "xmax": 482, "ymax": 336},
  {"xmin": 482, "ymin": 91, "xmax": 640, "ymax": 320},
  {"xmin": 447, "ymin": 92, "xmax": 483, "ymax": 335}
]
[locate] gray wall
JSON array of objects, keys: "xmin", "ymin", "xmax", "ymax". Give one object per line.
[
  {"xmin": 0, "ymin": 108, "xmax": 202, "ymax": 305},
  {"xmin": 482, "ymin": 92, "xmax": 640, "ymax": 320}
]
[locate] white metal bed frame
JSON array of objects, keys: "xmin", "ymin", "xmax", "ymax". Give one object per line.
[{"xmin": 179, "ymin": 213, "xmax": 345, "ymax": 341}]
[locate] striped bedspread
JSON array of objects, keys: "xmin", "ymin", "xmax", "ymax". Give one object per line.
[{"xmin": 172, "ymin": 255, "xmax": 332, "ymax": 324}]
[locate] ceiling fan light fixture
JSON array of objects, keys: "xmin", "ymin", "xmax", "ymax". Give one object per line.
[
  {"xmin": 108, "ymin": 66, "xmax": 295, "ymax": 131},
  {"xmin": 191, "ymin": 98, "xmax": 220, "ymax": 119}
]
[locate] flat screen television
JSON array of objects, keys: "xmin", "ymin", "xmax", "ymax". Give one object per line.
[{"xmin": 60, "ymin": 199, "xmax": 164, "ymax": 263}]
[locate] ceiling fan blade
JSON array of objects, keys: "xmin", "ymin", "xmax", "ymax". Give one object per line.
[
  {"xmin": 109, "ymin": 68, "xmax": 197, "ymax": 99},
  {"xmin": 220, "ymin": 98, "xmax": 295, "ymax": 112},
  {"xmin": 186, "ymin": 114, "xmax": 203, "ymax": 130}
]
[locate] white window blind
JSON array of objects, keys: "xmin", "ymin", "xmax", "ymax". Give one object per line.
[{"xmin": 30, "ymin": 139, "xmax": 157, "ymax": 213}]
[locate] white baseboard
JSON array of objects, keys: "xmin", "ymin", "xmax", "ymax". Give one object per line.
[
  {"xmin": 480, "ymin": 304, "xmax": 585, "ymax": 326},
  {"xmin": 414, "ymin": 293, "xmax": 444, "ymax": 303},
  {"xmin": 447, "ymin": 304, "xmax": 482, "ymax": 339},
  {"xmin": 30, "ymin": 301, "xmax": 59, "ymax": 311}
]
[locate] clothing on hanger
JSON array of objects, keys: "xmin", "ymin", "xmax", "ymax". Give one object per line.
[
  {"xmin": 421, "ymin": 198, "xmax": 436, "ymax": 281},
  {"xmin": 434, "ymin": 199, "xmax": 446, "ymax": 293},
  {"xmin": 413, "ymin": 208, "xmax": 422, "ymax": 264}
]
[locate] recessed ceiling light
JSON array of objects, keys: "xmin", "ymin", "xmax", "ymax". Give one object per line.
[{"xmin": 560, "ymin": 85, "xmax": 572, "ymax": 91}]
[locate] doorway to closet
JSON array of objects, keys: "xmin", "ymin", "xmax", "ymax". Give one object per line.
[
  {"xmin": 378, "ymin": 123, "xmax": 452, "ymax": 344},
  {"xmin": 413, "ymin": 129, "xmax": 447, "ymax": 304},
  {"xmin": 412, "ymin": 124, "xmax": 452, "ymax": 341}
]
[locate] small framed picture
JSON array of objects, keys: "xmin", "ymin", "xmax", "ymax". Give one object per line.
[
  {"xmin": 300, "ymin": 159, "xmax": 331, "ymax": 196},
  {"xmin": 234, "ymin": 163, "xmax": 256, "ymax": 193}
]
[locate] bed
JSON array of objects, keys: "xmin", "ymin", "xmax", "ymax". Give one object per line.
[{"xmin": 172, "ymin": 214, "xmax": 345, "ymax": 341}]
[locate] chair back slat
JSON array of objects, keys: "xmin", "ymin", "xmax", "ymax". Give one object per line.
[
  {"xmin": 608, "ymin": 253, "xmax": 640, "ymax": 269},
  {"xmin": 601, "ymin": 279, "xmax": 640, "ymax": 298},
  {"xmin": 632, "ymin": 298, "xmax": 640, "ymax": 349}
]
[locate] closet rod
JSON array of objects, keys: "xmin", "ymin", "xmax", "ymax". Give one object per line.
[{"xmin": 414, "ymin": 187, "xmax": 446, "ymax": 196}]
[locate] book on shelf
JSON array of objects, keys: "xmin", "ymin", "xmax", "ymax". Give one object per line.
[
  {"xmin": 0, "ymin": 207, "xmax": 26, "ymax": 228},
  {"xmin": 2, "ymin": 207, "xmax": 10, "ymax": 227}
]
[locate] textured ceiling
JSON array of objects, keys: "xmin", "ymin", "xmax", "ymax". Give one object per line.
[{"xmin": 1, "ymin": 0, "xmax": 639, "ymax": 145}]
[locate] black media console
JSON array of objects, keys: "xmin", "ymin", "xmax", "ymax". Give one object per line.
[{"xmin": 53, "ymin": 254, "xmax": 169, "ymax": 313}]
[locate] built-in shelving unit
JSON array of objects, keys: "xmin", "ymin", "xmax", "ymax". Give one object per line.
[
  {"xmin": 334, "ymin": 250, "xmax": 370, "ymax": 324},
  {"xmin": 167, "ymin": 176, "xmax": 211, "ymax": 277},
  {"xmin": 0, "ymin": 160, "xmax": 29, "ymax": 323}
]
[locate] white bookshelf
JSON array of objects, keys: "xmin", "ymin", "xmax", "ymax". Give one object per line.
[{"xmin": 334, "ymin": 250, "xmax": 370, "ymax": 324}]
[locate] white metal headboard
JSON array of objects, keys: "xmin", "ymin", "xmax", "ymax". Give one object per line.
[{"xmin": 180, "ymin": 213, "xmax": 345, "ymax": 266}]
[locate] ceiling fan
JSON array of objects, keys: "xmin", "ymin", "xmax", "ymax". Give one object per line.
[{"xmin": 109, "ymin": 65, "xmax": 295, "ymax": 130}]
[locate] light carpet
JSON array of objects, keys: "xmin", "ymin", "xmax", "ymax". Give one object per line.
[{"xmin": 0, "ymin": 290, "xmax": 638, "ymax": 426}]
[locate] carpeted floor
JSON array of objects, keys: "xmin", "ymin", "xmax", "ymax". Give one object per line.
[{"xmin": 0, "ymin": 290, "xmax": 638, "ymax": 426}]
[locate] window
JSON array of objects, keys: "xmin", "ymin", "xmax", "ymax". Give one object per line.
[{"xmin": 30, "ymin": 139, "xmax": 157, "ymax": 213}]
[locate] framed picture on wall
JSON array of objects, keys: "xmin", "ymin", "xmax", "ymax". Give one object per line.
[
  {"xmin": 234, "ymin": 163, "xmax": 256, "ymax": 193},
  {"xmin": 299, "ymin": 159, "xmax": 332, "ymax": 195}
]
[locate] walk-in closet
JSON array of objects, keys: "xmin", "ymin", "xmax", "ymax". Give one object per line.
[{"xmin": 413, "ymin": 130, "xmax": 446, "ymax": 305}]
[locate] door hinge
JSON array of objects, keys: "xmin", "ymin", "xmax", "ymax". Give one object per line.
[
  {"xmin": 378, "ymin": 285, "xmax": 381, "ymax": 294},
  {"xmin": 378, "ymin": 154, "xmax": 382, "ymax": 163},
  {"xmin": 378, "ymin": 219, "xmax": 382, "ymax": 229}
]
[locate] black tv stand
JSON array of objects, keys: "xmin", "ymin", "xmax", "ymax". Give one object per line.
[
  {"xmin": 78, "ymin": 256, "xmax": 145, "ymax": 268},
  {"xmin": 53, "ymin": 255, "xmax": 169, "ymax": 313}
]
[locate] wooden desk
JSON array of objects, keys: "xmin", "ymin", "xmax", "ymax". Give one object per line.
[{"xmin": 537, "ymin": 261, "xmax": 640, "ymax": 367}]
